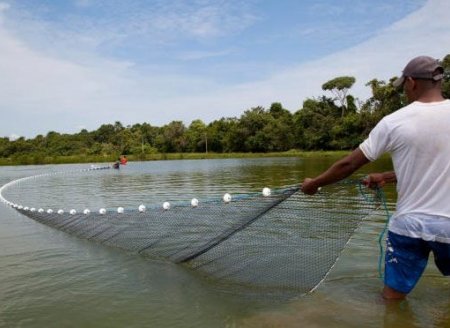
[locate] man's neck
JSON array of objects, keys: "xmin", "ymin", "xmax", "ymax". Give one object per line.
[{"xmin": 416, "ymin": 90, "xmax": 445, "ymax": 103}]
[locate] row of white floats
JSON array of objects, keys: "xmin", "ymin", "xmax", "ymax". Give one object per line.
[{"xmin": 3, "ymin": 187, "xmax": 272, "ymax": 215}]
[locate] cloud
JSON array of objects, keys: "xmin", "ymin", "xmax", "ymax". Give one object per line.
[
  {"xmin": 0, "ymin": 0, "xmax": 449, "ymax": 139},
  {"xmin": 0, "ymin": 2, "xmax": 10, "ymax": 12},
  {"xmin": 9, "ymin": 133, "xmax": 19, "ymax": 141},
  {"xmin": 0, "ymin": 16, "xmax": 138, "ymax": 135},
  {"xmin": 177, "ymin": 49, "xmax": 235, "ymax": 61},
  {"xmin": 0, "ymin": 10, "xmax": 223, "ymax": 136},
  {"xmin": 137, "ymin": 0, "xmax": 448, "ymax": 125},
  {"xmin": 145, "ymin": 1, "xmax": 260, "ymax": 39},
  {"xmin": 202, "ymin": 0, "xmax": 449, "ymax": 112},
  {"xmin": 74, "ymin": 0, "xmax": 93, "ymax": 8}
]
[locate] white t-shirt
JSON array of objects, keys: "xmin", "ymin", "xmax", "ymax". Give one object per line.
[{"xmin": 359, "ymin": 100, "xmax": 450, "ymax": 241}]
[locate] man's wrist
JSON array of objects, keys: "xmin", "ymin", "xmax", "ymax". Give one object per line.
[{"xmin": 382, "ymin": 172, "xmax": 396, "ymax": 183}]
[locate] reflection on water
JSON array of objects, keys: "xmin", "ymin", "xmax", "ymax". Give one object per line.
[{"xmin": 0, "ymin": 157, "xmax": 449, "ymax": 328}]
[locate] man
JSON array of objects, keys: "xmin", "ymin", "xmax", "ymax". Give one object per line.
[{"xmin": 301, "ymin": 56, "xmax": 449, "ymax": 300}]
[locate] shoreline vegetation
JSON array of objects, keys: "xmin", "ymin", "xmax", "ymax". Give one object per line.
[
  {"xmin": 0, "ymin": 150, "xmax": 350, "ymax": 166},
  {"xmin": 1, "ymin": 55, "xmax": 448, "ymax": 167}
]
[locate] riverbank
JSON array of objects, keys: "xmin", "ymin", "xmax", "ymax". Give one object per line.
[{"xmin": 0, "ymin": 150, "xmax": 350, "ymax": 166}]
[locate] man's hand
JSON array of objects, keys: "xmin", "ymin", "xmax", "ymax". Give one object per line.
[
  {"xmin": 301, "ymin": 178, "xmax": 320, "ymax": 195},
  {"xmin": 362, "ymin": 173, "xmax": 387, "ymax": 189}
]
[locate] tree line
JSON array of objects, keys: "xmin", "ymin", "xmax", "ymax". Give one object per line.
[{"xmin": 1, "ymin": 54, "xmax": 449, "ymax": 165}]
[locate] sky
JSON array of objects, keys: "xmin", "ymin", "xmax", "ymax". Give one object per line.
[{"xmin": 0, "ymin": 0, "xmax": 449, "ymax": 139}]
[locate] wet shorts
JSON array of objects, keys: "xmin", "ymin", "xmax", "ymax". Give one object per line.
[{"xmin": 384, "ymin": 231, "xmax": 450, "ymax": 294}]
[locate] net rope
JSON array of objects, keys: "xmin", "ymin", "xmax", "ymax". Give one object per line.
[{"xmin": 0, "ymin": 165, "xmax": 383, "ymax": 298}]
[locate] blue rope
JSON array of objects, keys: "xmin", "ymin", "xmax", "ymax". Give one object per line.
[
  {"xmin": 357, "ymin": 181, "xmax": 392, "ymax": 281},
  {"xmin": 376, "ymin": 187, "xmax": 391, "ymax": 281}
]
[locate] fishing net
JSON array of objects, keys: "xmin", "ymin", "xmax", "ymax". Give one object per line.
[{"xmin": 0, "ymin": 165, "xmax": 381, "ymax": 298}]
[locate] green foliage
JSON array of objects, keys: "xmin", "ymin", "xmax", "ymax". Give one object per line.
[
  {"xmin": 442, "ymin": 54, "xmax": 450, "ymax": 99},
  {"xmin": 186, "ymin": 119, "xmax": 207, "ymax": 152},
  {"xmin": 322, "ymin": 76, "xmax": 356, "ymax": 116},
  {"xmin": 2, "ymin": 53, "xmax": 449, "ymax": 165},
  {"xmin": 293, "ymin": 97, "xmax": 339, "ymax": 150},
  {"xmin": 322, "ymin": 76, "xmax": 356, "ymax": 91},
  {"xmin": 361, "ymin": 78, "xmax": 403, "ymax": 136}
]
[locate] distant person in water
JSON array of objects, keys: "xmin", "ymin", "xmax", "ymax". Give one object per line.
[
  {"xmin": 302, "ymin": 55, "xmax": 450, "ymax": 300},
  {"xmin": 113, "ymin": 158, "xmax": 120, "ymax": 169},
  {"xmin": 120, "ymin": 155, "xmax": 128, "ymax": 165}
]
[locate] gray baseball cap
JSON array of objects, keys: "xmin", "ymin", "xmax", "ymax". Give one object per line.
[{"xmin": 393, "ymin": 56, "xmax": 444, "ymax": 88}]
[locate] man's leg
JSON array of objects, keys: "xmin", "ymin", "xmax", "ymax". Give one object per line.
[
  {"xmin": 382, "ymin": 285, "xmax": 407, "ymax": 300},
  {"xmin": 383, "ymin": 231, "xmax": 429, "ymax": 299}
]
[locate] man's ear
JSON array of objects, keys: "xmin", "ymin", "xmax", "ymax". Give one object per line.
[{"xmin": 406, "ymin": 76, "xmax": 417, "ymax": 89}]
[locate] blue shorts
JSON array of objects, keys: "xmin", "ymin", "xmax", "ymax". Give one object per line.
[{"xmin": 384, "ymin": 231, "xmax": 450, "ymax": 294}]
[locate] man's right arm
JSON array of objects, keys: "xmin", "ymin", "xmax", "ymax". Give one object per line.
[{"xmin": 301, "ymin": 148, "xmax": 370, "ymax": 195}]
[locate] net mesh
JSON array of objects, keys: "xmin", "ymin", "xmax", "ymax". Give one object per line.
[{"xmin": 1, "ymin": 167, "xmax": 380, "ymax": 298}]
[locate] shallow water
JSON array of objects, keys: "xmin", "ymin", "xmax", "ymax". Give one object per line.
[{"xmin": 0, "ymin": 157, "xmax": 449, "ymax": 328}]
